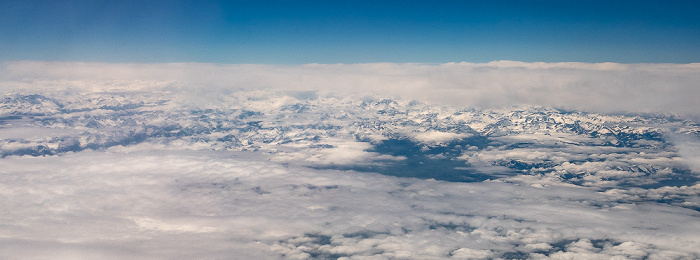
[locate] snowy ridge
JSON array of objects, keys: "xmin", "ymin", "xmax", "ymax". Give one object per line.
[
  {"xmin": 2, "ymin": 90, "xmax": 698, "ymax": 189},
  {"xmin": 2, "ymin": 89, "xmax": 700, "ymax": 259}
]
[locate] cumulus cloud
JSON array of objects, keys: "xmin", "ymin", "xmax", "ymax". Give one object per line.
[{"xmin": 2, "ymin": 61, "xmax": 699, "ymax": 115}]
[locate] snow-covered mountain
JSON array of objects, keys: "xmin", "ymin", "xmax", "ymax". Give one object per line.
[
  {"xmin": 3, "ymin": 90, "xmax": 699, "ymax": 193},
  {"xmin": 2, "ymin": 88, "xmax": 700, "ymax": 259}
]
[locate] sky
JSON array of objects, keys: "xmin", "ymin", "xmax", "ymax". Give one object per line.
[
  {"xmin": 1, "ymin": 0, "xmax": 699, "ymax": 64},
  {"xmin": 3, "ymin": 1, "xmax": 700, "ymax": 258}
]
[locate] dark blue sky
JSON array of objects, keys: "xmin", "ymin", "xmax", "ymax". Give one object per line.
[{"xmin": 1, "ymin": 0, "xmax": 698, "ymax": 64}]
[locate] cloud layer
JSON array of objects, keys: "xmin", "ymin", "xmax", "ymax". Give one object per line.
[
  {"xmin": 1, "ymin": 150, "xmax": 699, "ymax": 259},
  {"xmin": 2, "ymin": 61, "xmax": 699, "ymax": 258},
  {"xmin": 2, "ymin": 61, "xmax": 699, "ymax": 116}
]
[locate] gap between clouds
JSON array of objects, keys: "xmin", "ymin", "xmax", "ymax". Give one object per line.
[{"xmin": 2, "ymin": 61, "xmax": 699, "ymax": 116}]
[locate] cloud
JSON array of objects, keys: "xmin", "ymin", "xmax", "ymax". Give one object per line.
[
  {"xmin": 1, "ymin": 150, "xmax": 699, "ymax": 259},
  {"xmin": 1, "ymin": 88, "xmax": 695, "ymax": 189},
  {"xmin": 410, "ymin": 131, "xmax": 471, "ymax": 145},
  {"xmin": 2, "ymin": 62, "xmax": 700, "ymax": 258},
  {"xmin": 671, "ymin": 134, "xmax": 700, "ymax": 174},
  {"xmin": 2, "ymin": 61, "xmax": 699, "ymax": 116}
]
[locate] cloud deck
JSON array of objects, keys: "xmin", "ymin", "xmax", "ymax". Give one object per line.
[{"xmin": 1, "ymin": 62, "xmax": 699, "ymax": 258}]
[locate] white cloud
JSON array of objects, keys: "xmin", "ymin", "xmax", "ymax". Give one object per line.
[
  {"xmin": 411, "ymin": 131, "xmax": 471, "ymax": 145},
  {"xmin": 671, "ymin": 135, "xmax": 700, "ymax": 174},
  {"xmin": 2, "ymin": 61, "xmax": 700, "ymax": 258},
  {"xmin": 449, "ymin": 247, "xmax": 494, "ymax": 258},
  {"xmin": 1, "ymin": 150, "xmax": 699, "ymax": 259},
  {"xmin": 2, "ymin": 61, "xmax": 699, "ymax": 116},
  {"xmin": 274, "ymin": 138, "xmax": 406, "ymax": 166}
]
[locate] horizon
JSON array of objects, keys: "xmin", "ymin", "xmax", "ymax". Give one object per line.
[
  {"xmin": 3, "ymin": 60, "xmax": 699, "ymax": 117},
  {"xmin": 3, "ymin": 1, "xmax": 700, "ymax": 259}
]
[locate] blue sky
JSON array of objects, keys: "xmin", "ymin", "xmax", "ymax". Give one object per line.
[{"xmin": 1, "ymin": 0, "xmax": 699, "ymax": 64}]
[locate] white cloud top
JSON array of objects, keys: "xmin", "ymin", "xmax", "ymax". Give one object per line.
[
  {"xmin": 1, "ymin": 61, "xmax": 699, "ymax": 258},
  {"xmin": 2, "ymin": 61, "xmax": 699, "ymax": 115},
  {"xmin": 1, "ymin": 150, "xmax": 699, "ymax": 259},
  {"xmin": 411, "ymin": 131, "xmax": 471, "ymax": 145}
]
